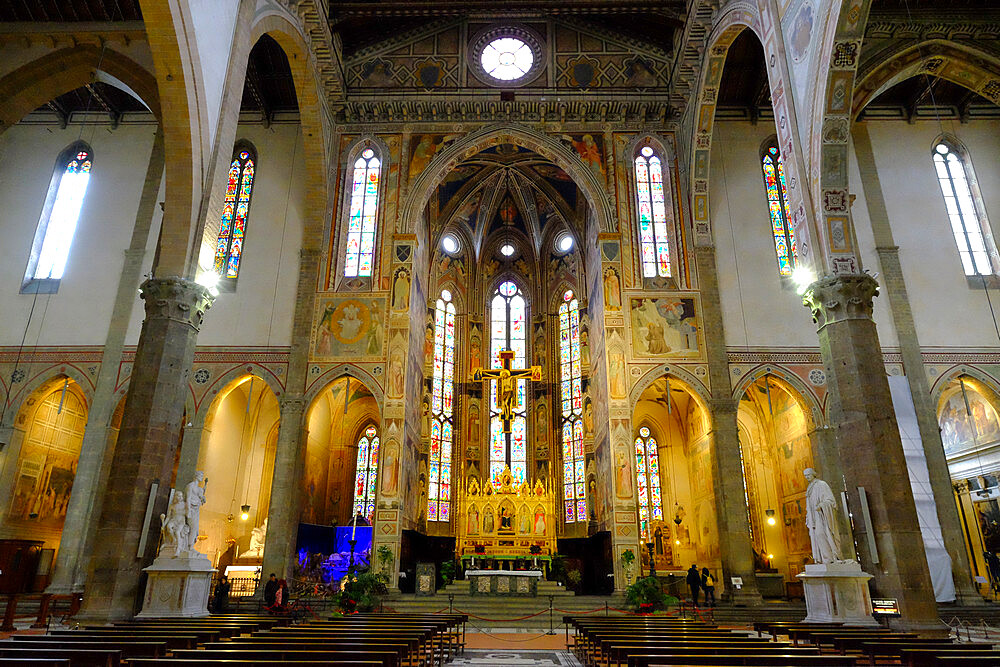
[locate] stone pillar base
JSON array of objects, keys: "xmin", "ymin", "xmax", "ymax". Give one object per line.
[
  {"xmin": 137, "ymin": 555, "xmax": 215, "ymax": 618},
  {"xmin": 798, "ymin": 561, "xmax": 878, "ymax": 626}
]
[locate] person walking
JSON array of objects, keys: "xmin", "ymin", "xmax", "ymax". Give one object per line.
[
  {"xmin": 213, "ymin": 575, "xmax": 231, "ymax": 613},
  {"xmin": 701, "ymin": 567, "xmax": 716, "ymax": 607},
  {"xmin": 686, "ymin": 564, "xmax": 701, "ymax": 607},
  {"xmin": 263, "ymin": 572, "xmax": 279, "ymax": 609}
]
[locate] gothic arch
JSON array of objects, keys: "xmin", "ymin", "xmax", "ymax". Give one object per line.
[
  {"xmin": 304, "ymin": 365, "xmax": 385, "ymax": 411},
  {"xmin": 401, "ymin": 124, "xmax": 614, "ymax": 238},
  {"xmin": 852, "ymin": 41, "xmax": 1000, "ymax": 120},
  {"xmin": 930, "ymin": 365, "xmax": 1000, "ymax": 406},
  {"xmin": 0, "ymin": 46, "xmax": 160, "ymax": 135},
  {"xmin": 191, "ymin": 366, "xmax": 286, "ymax": 430},
  {"xmin": 1, "ymin": 367, "xmax": 94, "ymax": 430},
  {"xmin": 688, "ymin": 5, "xmax": 763, "ymax": 248},
  {"xmin": 628, "ymin": 366, "xmax": 711, "ymax": 415},
  {"xmin": 731, "ymin": 365, "xmax": 826, "ymax": 427}
]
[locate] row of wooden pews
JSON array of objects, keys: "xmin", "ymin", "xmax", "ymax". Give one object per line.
[
  {"xmin": 754, "ymin": 622, "xmax": 1000, "ymax": 666},
  {"xmin": 0, "ymin": 612, "xmax": 466, "ymax": 666},
  {"xmin": 565, "ymin": 615, "xmax": 857, "ymax": 667}
]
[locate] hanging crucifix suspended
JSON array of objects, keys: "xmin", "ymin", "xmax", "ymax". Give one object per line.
[{"xmin": 473, "ymin": 349, "xmax": 543, "ymax": 433}]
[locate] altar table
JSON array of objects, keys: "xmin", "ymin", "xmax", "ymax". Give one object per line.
[{"xmin": 466, "ymin": 569, "xmax": 542, "ymax": 597}]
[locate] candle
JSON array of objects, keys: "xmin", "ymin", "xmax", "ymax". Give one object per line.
[{"xmin": 351, "ymin": 510, "xmax": 358, "ymax": 541}]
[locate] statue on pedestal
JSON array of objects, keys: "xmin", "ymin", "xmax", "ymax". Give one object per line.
[
  {"xmin": 159, "ymin": 490, "xmax": 188, "ymax": 557},
  {"xmin": 238, "ymin": 518, "xmax": 268, "ymax": 559},
  {"xmin": 184, "ymin": 471, "xmax": 208, "ymax": 554},
  {"xmin": 804, "ymin": 468, "xmax": 843, "ymax": 564}
]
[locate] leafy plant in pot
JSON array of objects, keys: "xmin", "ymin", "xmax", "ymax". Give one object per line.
[
  {"xmin": 625, "ymin": 576, "xmax": 677, "ymax": 613},
  {"xmin": 440, "ymin": 560, "xmax": 456, "ymax": 587}
]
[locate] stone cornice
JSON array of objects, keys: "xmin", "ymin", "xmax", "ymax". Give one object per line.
[
  {"xmin": 140, "ymin": 277, "xmax": 214, "ymax": 331},
  {"xmin": 865, "ymin": 14, "xmax": 1000, "ymax": 41},
  {"xmin": 0, "ymin": 21, "xmax": 146, "ymax": 47},
  {"xmin": 279, "ymin": 0, "xmax": 345, "ymax": 103},
  {"xmin": 336, "ymin": 97, "xmax": 674, "ymax": 125},
  {"xmin": 667, "ymin": 0, "xmax": 719, "ymax": 118}
]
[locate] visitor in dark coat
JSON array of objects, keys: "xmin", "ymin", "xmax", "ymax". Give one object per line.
[
  {"xmin": 686, "ymin": 564, "xmax": 701, "ymax": 607},
  {"xmin": 213, "ymin": 575, "xmax": 231, "ymax": 613},
  {"xmin": 263, "ymin": 573, "xmax": 279, "ymax": 608}
]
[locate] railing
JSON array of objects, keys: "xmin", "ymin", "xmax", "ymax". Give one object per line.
[{"xmin": 1, "ymin": 592, "xmax": 82, "ymax": 631}]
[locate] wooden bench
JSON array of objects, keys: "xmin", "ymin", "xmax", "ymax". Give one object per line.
[
  {"xmin": 901, "ymin": 647, "xmax": 1000, "ymax": 666},
  {"xmin": 630, "ymin": 655, "xmax": 857, "ymax": 666},
  {"xmin": 170, "ymin": 647, "xmax": 401, "ymax": 666},
  {"xmin": 47, "ymin": 631, "xmax": 200, "ymax": 649},
  {"xmin": 0, "ymin": 660, "xmax": 70, "ymax": 666},
  {"xmin": 608, "ymin": 645, "xmax": 822, "ymax": 667},
  {"xmin": 854, "ymin": 641, "xmax": 993, "ymax": 666},
  {"xmin": 237, "ymin": 634, "xmax": 425, "ymax": 666},
  {"xmin": 131, "ymin": 660, "xmax": 383, "ymax": 667},
  {"xmin": 0, "ymin": 646, "xmax": 121, "ymax": 667},
  {"xmin": 205, "ymin": 641, "xmax": 411, "ymax": 666},
  {"xmin": 4, "ymin": 639, "xmax": 167, "ymax": 659},
  {"xmin": 267, "ymin": 624, "xmax": 441, "ymax": 663}
]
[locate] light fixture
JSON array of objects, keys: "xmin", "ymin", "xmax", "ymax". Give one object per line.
[
  {"xmin": 240, "ymin": 504, "xmax": 251, "ymax": 521},
  {"xmin": 767, "ymin": 553, "xmax": 774, "ymax": 560},
  {"xmin": 557, "ymin": 233, "xmax": 573, "ymax": 253},
  {"xmin": 791, "ymin": 265, "xmax": 816, "ymax": 295},
  {"xmin": 936, "ymin": 143, "xmax": 948, "ymax": 154},
  {"xmin": 500, "ymin": 243, "xmax": 515, "ymax": 257},
  {"xmin": 441, "ymin": 234, "xmax": 459, "ymax": 254},
  {"xmin": 765, "ymin": 508, "xmax": 777, "ymax": 526},
  {"xmin": 674, "ymin": 539, "xmax": 680, "ymax": 546}
]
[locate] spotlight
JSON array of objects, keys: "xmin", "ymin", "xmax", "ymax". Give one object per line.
[
  {"xmin": 767, "ymin": 553, "xmax": 774, "ymax": 560},
  {"xmin": 765, "ymin": 508, "xmax": 777, "ymax": 526},
  {"xmin": 674, "ymin": 539, "xmax": 680, "ymax": 546},
  {"xmin": 196, "ymin": 270, "xmax": 221, "ymax": 297},
  {"xmin": 791, "ymin": 265, "xmax": 816, "ymax": 295},
  {"xmin": 240, "ymin": 504, "xmax": 251, "ymax": 521}
]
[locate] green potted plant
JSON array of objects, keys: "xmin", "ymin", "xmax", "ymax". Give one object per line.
[
  {"xmin": 620, "ymin": 549, "xmax": 636, "ymax": 585},
  {"xmin": 376, "ymin": 545, "xmax": 393, "ymax": 577},
  {"xmin": 625, "ymin": 576, "xmax": 677, "ymax": 613},
  {"xmin": 440, "ymin": 560, "xmax": 456, "ymax": 587}
]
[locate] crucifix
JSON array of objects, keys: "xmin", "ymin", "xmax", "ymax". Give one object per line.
[{"xmin": 473, "ymin": 349, "xmax": 542, "ymax": 433}]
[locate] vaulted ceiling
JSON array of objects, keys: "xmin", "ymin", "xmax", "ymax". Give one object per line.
[{"xmin": 0, "ymin": 0, "xmax": 142, "ymax": 21}]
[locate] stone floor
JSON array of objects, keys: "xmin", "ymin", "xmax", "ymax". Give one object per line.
[{"xmin": 450, "ymin": 649, "xmax": 582, "ymax": 666}]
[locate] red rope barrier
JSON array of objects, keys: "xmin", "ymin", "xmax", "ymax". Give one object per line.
[{"xmin": 449, "ymin": 607, "xmax": 550, "ymax": 622}]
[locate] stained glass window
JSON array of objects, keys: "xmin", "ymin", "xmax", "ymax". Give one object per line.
[
  {"xmin": 560, "ymin": 290, "xmax": 586, "ymax": 523},
  {"xmin": 634, "ymin": 426, "xmax": 663, "ymax": 541},
  {"xmin": 635, "ymin": 146, "xmax": 671, "ymax": 278},
  {"xmin": 428, "ymin": 289, "xmax": 456, "ymax": 522},
  {"xmin": 214, "ymin": 146, "xmax": 256, "ymax": 279},
  {"xmin": 489, "ymin": 280, "xmax": 529, "ymax": 488},
  {"xmin": 26, "ymin": 144, "xmax": 94, "ymax": 283},
  {"xmin": 933, "ymin": 141, "xmax": 994, "ymax": 276},
  {"xmin": 760, "ymin": 143, "xmax": 797, "ymax": 276},
  {"xmin": 344, "ymin": 147, "xmax": 382, "ymax": 277},
  {"xmin": 353, "ymin": 425, "xmax": 380, "ymax": 524}
]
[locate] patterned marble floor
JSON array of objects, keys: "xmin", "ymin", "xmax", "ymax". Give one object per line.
[{"xmin": 449, "ymin": 649, "xmax": 582, "ymax": 665}]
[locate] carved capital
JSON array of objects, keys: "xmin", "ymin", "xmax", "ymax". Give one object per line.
[
  {"xmin": 801, "ymin": 274, "xmax": 879, "ymax": 330},
  {"xmin": 139, "ymin": 277, "xmax": 215, "ymax": 331},
  {"xmin": 279, "ymin": 396, "xmax": 307, "ymax": 415}
]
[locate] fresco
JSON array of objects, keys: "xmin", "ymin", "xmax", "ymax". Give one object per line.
[
  {"xmin": 629, "ymin": 296, "xmax": 702, "ymax": 359},
  {"xmin": 313, "ymin": 296, "xmax": 387, "ymax": 360},
  {"xmin": 940, "ymin": 386, "xmax": 1000, "ymax": 456}
]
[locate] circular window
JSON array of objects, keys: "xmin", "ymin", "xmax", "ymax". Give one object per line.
[
  {"xmin": 481, "ymin": 37, "xmax": 533, "ymax": 81},
  {"xmin": 441, "ymin": 289, "xmax": 452, "ymax": 303},
  {"xmin": 500, "ymin": 243, "xmax": 516, "ymax": 257},
  {"xmin": 469, "ymin": 26, "xmax": 544, "ymax": 87},
  {"xmin": 441, "ymin": 234, "xmax": 459, "ymax": 254},
  {"xmin": 557, "ymin": 233, "xmax": 574, "ymax": 253}
]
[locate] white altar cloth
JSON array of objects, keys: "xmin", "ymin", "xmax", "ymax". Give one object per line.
[{"xmin": 465, "ymin": 569, "xmax": 542, "ymax": 577}]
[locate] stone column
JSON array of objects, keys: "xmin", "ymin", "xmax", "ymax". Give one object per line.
[
  {"xmin": 49, "ymin": 129, "xmax": 166, "ymax": 594},
  {"xmin": 853, "ymin": 124, "xmax": 980, "ymax": 604},
  {"xmin": 259, "ymin": 397, "xmax": 306, "ymax": 582},
  {"xmin": 802, "ymin": 275, "xmax": 939, "ymax": 630},
  {"xmin": 175, "ymin": 423, "xmax": 206, "ymax": 494},
  {"xmin": 695, "ymin": 246, "xmax": 762, "ymax": 605},
  {"xmin": 78, "ymin": 277, "xmax": 214, "ymax": 622}
]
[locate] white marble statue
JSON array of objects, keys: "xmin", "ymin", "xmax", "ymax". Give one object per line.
[
  {"xmin": 184, "ymin": 471, "xmax": 208, "ymax": 554},
  {"xmin": 238, "ymin": 518, "xmax": 268, "ymax": 559},
  {"xmin": 158, "ymin": 489, "xmax": 189, "ymax": 556},
  {"xmin": 804, "ymin": 468, "xmax": 843, "ymax": 564}
]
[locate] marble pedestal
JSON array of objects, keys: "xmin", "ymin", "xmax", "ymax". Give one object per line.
[
  {"xmin": 797, "ymin": 561, "xmax": 878, "ymax": 626},
  {"xmin": 137, "ymin": 554, "xmax": 215, "ymax": 618}
]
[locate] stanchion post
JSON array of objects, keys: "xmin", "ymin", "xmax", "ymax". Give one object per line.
[
  {"xmin": 605, "ymin": 601, "xmax": 608, "ymax": 616},
  {"xmin": 449, "ymin": 593, "xmax": 454, "ymax": 614},
  {"xmin": 548, "ymin": 595, "xmax": 555, "ymax": 635}
]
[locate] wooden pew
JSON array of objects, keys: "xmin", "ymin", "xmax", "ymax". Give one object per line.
[
  {"xmin": 203, "ymin": 640, "xmax": 410, "ymax": 666},
  {"xmin": 601, "ymin": 640, "xmax": 798, "ymax": 667},
  {"xmin": 608, "ymin": 645, "xmax": 823, "ymax": 667},
  {"xmin": 78, "ymin": 626, "xmax": 225, "ymax": 642},
  {"xmin": 235, "ymin": 634, "xmax": 424, "ymax": 666},
  {"xmin": 853, "ymin": 641, "xmax": 994, "ymax": 666},
  {"xmin": 4, "ymin": 638, "xmax": 167, "ymax": 659},
  {"xmin": 0, "ymin": 646, "xmax": 121, "ymax": 667},
  {"xmin": 47, "ymin": 631, "xmax": 200, "ymax": 649},
  {"xmin": 0, "ymin": 660, "xmax": 70, "ymax": 666},
  {"xmin": 169, "ymin": 647, "xmax": 401, "ymax": 666},
  {"xmin": 901, "ymin": 647, "xmax": 1000, "ymax": 666},
  {"xmin": 630, "ymin": 655, "xmax": 857, "ymax": 666},
  {"xmin": 132, "ymin": 660, "xmax": 382, "ymax": 667},
  {"xmin": 266, "ymin": 623, "xmax": 440, "ymax": 664}
]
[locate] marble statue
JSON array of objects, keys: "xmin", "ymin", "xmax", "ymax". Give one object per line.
[
  {"xmin": 158, "ymin": 490, "xmax": 188, "ymax": 556},
  {"xmin": 804, "ymin": 468, "xmax": 843, "ymax": 564},
  {"xmin": 238, "ymin": 518, "xmax": 267, "ymax": 559},
  {"xmin": 184, "ymin": 471, "xmax": 208, "ymax": 554}
]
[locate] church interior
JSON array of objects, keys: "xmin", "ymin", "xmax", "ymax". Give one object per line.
[{"xmin": 2, "ymin": 0, "xmax": 1000, "ymax": 663}]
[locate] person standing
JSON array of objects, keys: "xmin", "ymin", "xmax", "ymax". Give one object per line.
[
  {"xmin": 213, "ymin": 575, "xmax": 231, "ymax": 613},
  {"xmin": 686, "ymin": 564, "xmax": 701, "ymax": 607},
  {"xmin": 263, "ymin": 573, "xmax": 279, "ymax": 608},
  {"xmin": 700, "ymin": 567, "xmax": 715, "ymax": 607}
]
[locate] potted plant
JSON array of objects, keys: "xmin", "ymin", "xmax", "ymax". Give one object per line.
[
  {"xmin": 625, "ymin": 576, "xmax": 677, "ymax": 613},
  {"xmin": 620, "ymin": 549, "xmax": 636, "ymax": 585},
  {"xmin": 376, "ymin": 545, "xmax": 393, "ymax": 577},
  {"xmin": 440, "ymin": 560, "xmax": 456, "ymax": 587}
]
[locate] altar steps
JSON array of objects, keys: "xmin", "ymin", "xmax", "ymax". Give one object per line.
[
  {"xmin": 384, "ymin": 592, "xmax": 628, "ymax": 629},
  {"xmin": 439, "ymin": 579, "xmax": 576, "ymax": 597}
]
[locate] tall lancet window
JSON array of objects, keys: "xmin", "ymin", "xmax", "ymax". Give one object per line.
[
  {"xmin": 760, "ymin": 143, "xmax": 797, "ymax": 276},
  {"xmin": 634, "ymin": 426, "xmax": 663, "ymax": 541},
  {"xmin": 344, "ymin": 148, "xmax": 382, "ymax": 277},
  {"xmin": 489, "ymin": 280, "xmax": 528, "ymax": 487},
  {"xmin": 24, "ymin": 143, "xmax": 94, "ymax": 288},
  {"xmin": 353, "ymin": 425, "xmax": 379, "ymax": 524},
  {"xmin": 560, "ymin": 290, "xmax": 586, "ymax": 523},
  {"xmin": 634, "ymin": 145, "xmax": 671, "ymax": 278},
  {"xmin": 428, "ymin": 289, "xmax": 456, "ymax": 522},
  {"xmin": 214, "ymin": 145, "xmax": 257, "ymax": 279},
  {"xmin": 932, "ymin": 140, "xmax": 996, "ymax": 276}
]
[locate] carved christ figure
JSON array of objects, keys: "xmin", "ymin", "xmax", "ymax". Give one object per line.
[
  {"xmin": 472, "ymin": 349, "xmax": 542, "ymax": 433},
  {"xmin": 804, "ymin": 468, "xmax": 843, "ymax": 564}
]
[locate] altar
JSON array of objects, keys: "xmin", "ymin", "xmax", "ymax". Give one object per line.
[{"xmin": 467, "ymin": 569, "xmax": 543, "ymax": 597}]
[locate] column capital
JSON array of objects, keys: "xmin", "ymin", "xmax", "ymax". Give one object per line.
[
  {"xmin": 139, "ymin": 277, "xmax": 215, "ymax": 331},
  {"xmin": 801, "ymin": 274, "xmax": 879, "ymax": 330},
  {"xmin": 279, "ymin": 396, "xmax": 307, "ymax": 415}
]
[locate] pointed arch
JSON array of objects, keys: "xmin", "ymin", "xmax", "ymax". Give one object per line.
[{"xmin": 333, "ymin": 137, "xmax": 390, "ymax": 285}]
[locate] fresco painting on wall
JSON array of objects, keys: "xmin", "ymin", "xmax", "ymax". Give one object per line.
[
  {"xmin": 782, "ymin": 497, "xmax": 810, "ymax": 555},
  {"xmin": 313, "ymin": 296, "xmax": 387, "ymax": 359},
  {"xmin": 940, "ymin": 387, "xmax": 1000, "ymax": 456},
  {"xmin": 629, "ymin": 296, "xmax": 701, "ymax": 359},
  {"xmin": 777, "ymin": 434, "xmax": 812, "ymax": 497}
]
